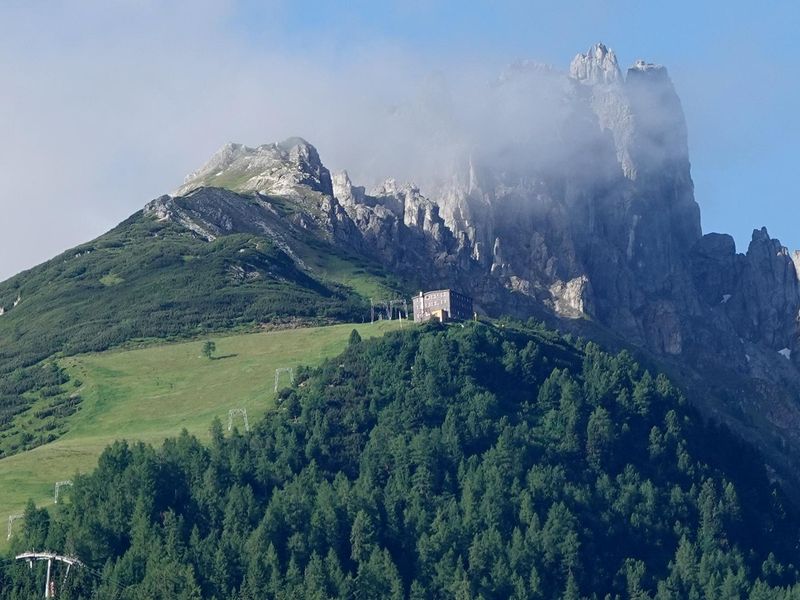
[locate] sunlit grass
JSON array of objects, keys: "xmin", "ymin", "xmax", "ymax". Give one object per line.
[{"xmin": 0, "ymin": 320, "xmax": 405, "ymax": 547}]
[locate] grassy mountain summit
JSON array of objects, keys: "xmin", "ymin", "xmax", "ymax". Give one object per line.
[{"xmin": 3, "ymin": 321, "xmax": 799, "ymax": 598}]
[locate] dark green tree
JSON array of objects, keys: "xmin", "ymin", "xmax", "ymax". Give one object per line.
[{"xmin": 202, "ymin": 340, "xmax": 216, "ymax": 360}]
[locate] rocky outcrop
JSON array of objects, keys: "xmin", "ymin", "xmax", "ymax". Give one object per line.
[
  {"xmin": 691, "ymin": 228, "xmax": 800, "ymax": 362},
  {"xmin": 569, "ymin": 42, "xmax": 621, "ymax": 85},
  {"xmin": 330, "ymin": 172, "xmax": 476, "ymax": 286},
  {"xmin": 175, "ymin": 138, "xmax": 334, "ymax": 200},
  {"xmin": 405, "ymin": 43, "xmax": 704, "ymax": 355}
]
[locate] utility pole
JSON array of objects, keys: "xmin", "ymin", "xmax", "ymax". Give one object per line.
[{"xmin": 15, "ymin": 551, "xmax": 84, "ymax": 598}]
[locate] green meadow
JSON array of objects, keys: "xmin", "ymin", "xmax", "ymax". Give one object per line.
[{"xmin": 0, "ymin": 320, "xmax": 404, "ymax": 546}]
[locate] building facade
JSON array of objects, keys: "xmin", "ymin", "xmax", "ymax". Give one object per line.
[{"xmin": 412, "ymin": 289, "xmax": 473, "ymax": 323}]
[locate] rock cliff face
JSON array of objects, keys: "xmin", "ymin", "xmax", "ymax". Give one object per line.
[
  {"xmin": 404, "ymin": 44, "xmax": 706, "ymax": 356},
  {"xmin": 148, "ymin": 44, "xmax": 800, "ymax": 492},
  {"xmin": 691, "ymin": 228, "xmax": 800, "ymax": 361},
  {"xmin": 330, "ymin": 173, "xmax": 477, "ymax": 285}
]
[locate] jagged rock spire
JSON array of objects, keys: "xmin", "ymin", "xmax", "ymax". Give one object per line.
[{"xmin": 569, "ymin": 42, "xmax": 622, "ymax": 85}]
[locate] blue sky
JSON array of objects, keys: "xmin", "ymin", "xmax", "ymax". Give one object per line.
[{"xmin": 0, "ymin": 1, "xmax": 797, "ymax": 279}]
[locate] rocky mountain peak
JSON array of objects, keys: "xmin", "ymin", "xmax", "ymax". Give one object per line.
[
  {"xmin": 174, "ymin": 137, "xmax": 332, "ymax": 198},
  {"xmin": 278, "ymin": 137, "xmax": 326, "ymax": 172},
  {"xmin": 569, "ymin": 42, "xmax": 622, "ymax": 85},
  {"xmin": 622, "ymin": 54, "xmax": 692, "ymax": 197}
]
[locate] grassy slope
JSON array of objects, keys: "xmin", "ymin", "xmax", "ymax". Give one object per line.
[
  {"xmin": 0, "ymin": 208, "xmax": 405, "ymax": 457},
  {"xmin": 0, "ymin": 214, "xmax": 368, "ymax": 367},
  {"xmin": 0, "ymin": 320, "xmax": 404, "ymax": 544},
  {"xmin": 297, "ymin": 239, "xmax": 402, "ymax": 301}
]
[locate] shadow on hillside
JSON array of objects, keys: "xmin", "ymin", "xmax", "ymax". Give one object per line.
[{"xmin": 211, "ymin": 354, "xmax": 238, "ymax": 361}]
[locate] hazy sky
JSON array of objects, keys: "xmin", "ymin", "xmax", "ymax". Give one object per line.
[{"xmin": 1, "ymin": 1, "xmax": 798, "ymax": 281}]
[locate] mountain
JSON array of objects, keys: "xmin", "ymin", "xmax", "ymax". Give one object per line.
[
  {"xmin": 4, "ymin": 39, "xmax": 800, "ymax": 598},
  {"xmin": 1, "ymin": 43, "xmax": 800, "ymax": 491},
  {"xmin": 3, "ymin": 322, "xmax": 800, "ymax": 598},
  {"xmin": 131, "ymin": 45, "xmax": 800, "ymax": 493}
]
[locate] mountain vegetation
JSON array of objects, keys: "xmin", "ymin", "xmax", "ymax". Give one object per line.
[
  {"xmin": 0, "ymin": 321, "xmax": 402, "ymax": 525},
  {"xmin": 0, "ymin": 211, "xmax": 397, "ymax": 458},
  {"xmin": 3, "ymin": 321, "xmax": 799, "ymax": 599}
]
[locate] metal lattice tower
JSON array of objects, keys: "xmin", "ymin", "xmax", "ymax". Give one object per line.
[
  {"xmin": 228, "ymin": 408, "xmax": 250, "ymax": 432},
  {"xmin": 16, "ymin": 551, "xmax": 84, "ymax": 598},
  {"xmin": 7, "ymin": 514, "xmax": 23, "ymax": 540},
  {"xmin": 274, "ymin": 367, "xmax": 295, "ymax": 393},
  {"xmin": 54, "ymin": 481, "xmax": 73, "ymax": 504}
]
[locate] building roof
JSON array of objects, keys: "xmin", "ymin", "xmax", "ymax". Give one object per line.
[{"xmin": 415, "ymin": 289, "xmax": 470, "ymax": 297}]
